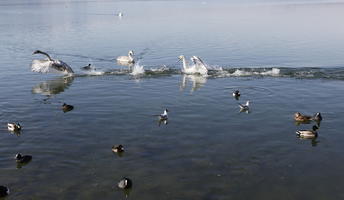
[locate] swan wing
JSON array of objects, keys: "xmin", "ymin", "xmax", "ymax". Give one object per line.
[
  {"xmin": 52, "ymin": 60, "xmax": 74, "ymax": 73},
  {"xmin": 191, "ymin": 56, "xmax": 208, "ymax": 75},
  {"xmin": 31, "ymin": 59, "xmax": 73, "ymax": 74},
  {"xmin": 192, "ymin": 56, "xmax": 206, "ymax": 66},
  {"xmin": 31, "ymin": 59, "xmax": 53, "ymax": 73}
]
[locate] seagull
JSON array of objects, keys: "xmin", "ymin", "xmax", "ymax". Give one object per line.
[
  {"xmin": 178, "ymin": 55, "xmax": 208, "ymax": 75},
  {"xmin": 117, "ymin": 50, "xmax": 135, "ymax": 65},
  {"xmin": 159, "ymin": 109, "xmax": 169, "ymax": 120},
  {"xmin": 31, "ymin": 50, "xmax": 74, "ymax": 74},
  {"xmin": 238, "ymin": 101, "xmax": 249, "ymax": 111}
]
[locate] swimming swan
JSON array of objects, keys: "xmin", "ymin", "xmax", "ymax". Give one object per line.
[
  {"xmin": 31, "ymin": 50, "xmax": 74, "ymax": 74},
  {"xmin": 117, "ymin": 50, "xmax": 135, "ymax": 64},
  {"xmin": 178, "ymin": 55, "xmax": 208, "ymax": 75}
]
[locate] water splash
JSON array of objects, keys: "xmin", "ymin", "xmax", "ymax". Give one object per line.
[
  {"xmin": 130, "ymin": 62, "xmax": 145, "ymax": 76},
  {"xmin": 82, "ymin": 67, "xmax": 105, "ymax": 76},
  {"xmin": 213, "ymin": 68, "xmax": 280, "ymax": 77}
]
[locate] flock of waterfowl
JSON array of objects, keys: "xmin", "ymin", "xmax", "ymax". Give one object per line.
[
  {"xmin": 30, "ymin": 49, "xmax": 210, "ymax": 76},
  {"xmin": 0, "ymin": 50, "xmax": 323, "ymax": 198}
]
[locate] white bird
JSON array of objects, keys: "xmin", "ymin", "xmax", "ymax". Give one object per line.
[
  {"xmin": 118, "ymin": 12, "xmax": 123, "ymax": 17},
  {"xmin": 159, "ymin": 109, "xmax": 169, "ymax": 120},
  {"xmin": 178, "ymin": 55, "xmax": 208, "ymax": 75},
  {"xmin": 238, "ymin": 101, "xmax": 250, "ymax": 111},
  {"xmin": 117, "ymin": 50, "xmax": 135, "ymax": 65},
  {"xmin": 8, "ymin": 122, "xmax": 21, "ymax": 131},
  {"xmin": 31, "ymin": 50, "xmax": 74, "ymax": 74}
]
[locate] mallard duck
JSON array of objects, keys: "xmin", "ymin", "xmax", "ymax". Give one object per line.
[
  {"xmin": 118, "ymin": 177, "xmax": 132, "ymax": 189},
  {"xmin": 233, "ymin": 90, "xmax": 240, "ymax": 99},
  {"xmin": 7, "ymin": 122, "xmax": 21, "ymax": 131},
  {"xmin": 0, "ymin": 186, "xmax": 9, "ymax": 197},
  {"xmin": 15, "ymin": 153, "xmax": 32, "ymax": 164},
  {"xmin": 112, "ymin": 145, "xmax": 124, "ymax": 153},
  {"xmin": 294, "ymin": 112, "xmax": 312, "ymax": 122},
  {"xmin": 296, "ymin": 125, "xmax": 318, "ymax": 139},
  {"xmin": 159, "ymin": 109, "xmax": 169, "ymax": 120},
  {"xmin": 62, "ymin": 103, "xmax": 74, "ymax": 113}
]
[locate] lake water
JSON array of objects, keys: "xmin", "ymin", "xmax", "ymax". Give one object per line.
[{"xmin": 1, "ymin": 0, "xmax": 344, "ymax": 199}]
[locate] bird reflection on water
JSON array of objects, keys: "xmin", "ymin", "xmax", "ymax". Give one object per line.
[
  {"xmin": 180, "ymin": 74, "xmax": 207, "ymax": 92},
  {"xmin": 32, "ymin": 76, "xmax": 74, "ymax": 99}
]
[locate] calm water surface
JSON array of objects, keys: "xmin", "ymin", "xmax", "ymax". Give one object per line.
[{"xmin": 1, "ymin": 0, "xmax": 344, "ymax": 199}]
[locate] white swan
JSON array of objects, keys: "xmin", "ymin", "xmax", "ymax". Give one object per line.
[
  {"xmin": 117, "ymin": 50, "xmax": 135, "ymax": 65},
  {"xmin": 178, "ymin": 55, "xmax": 208, "ymax": 75},
  {"xmin": 31, "ymin": 50, "xmax": 74, "ymax": 74}
]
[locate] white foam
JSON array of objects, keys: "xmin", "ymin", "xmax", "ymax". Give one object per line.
[
  {"xmin": 150, "ymin": 65, "xmax": 169, "ymax": 72},
  {"xmin": 83, "ymin": 69, "xmax": 105, "ymax": 76},
  {"xmin": 260, "ymin": 68, "xmax": 280, "ymax": 76},
  {"xmin": 215, "ymin": 68, "xmax": 281, "ymax": 77}
]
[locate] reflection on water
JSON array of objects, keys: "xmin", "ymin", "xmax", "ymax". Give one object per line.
[
  {"xmin": 32, "ymin": 76, "xmax": 74, "ymax": 97},
  {"xmin": 158, "ymin": 119, "xmax": 168, "ymax": 127},
  {"xmin": 8, "ymin": 130, "xmax": 21, "ymax": 137},
  {"xmin": 16, "ymin": 160, "xmax": 32, "ymax": 169},
  {"xmin": 180, "ymin": 74, "xmax": 207, "ymax": 92}
]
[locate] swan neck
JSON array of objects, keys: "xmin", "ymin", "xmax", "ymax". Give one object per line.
[
  {"xmin": 41, "ymin": 51, "xmax": 53, "ymax": 61},
  {"xmin": 181, "ymin": 57, "xmax": 188, "ymax": 70}
]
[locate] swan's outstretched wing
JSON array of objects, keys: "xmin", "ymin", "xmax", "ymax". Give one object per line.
[
  {"xmin": 31, "ymin": 59, "xmax": 74, "ymax": 74},
  {"xmin": 191, "ymin": 56, "xmax": 208, "ymax": 75},
  {"xmin": 191, "ymin": 56, "xmax": 206, "ymax": 66},
  {"xmin": 31, "ymin": 59, "xmax": 52, "ymax": 73},
  {"xmin": 51, "ymin": 60, "xmax": 74, "ymax": 74}
]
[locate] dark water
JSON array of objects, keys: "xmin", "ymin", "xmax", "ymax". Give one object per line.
[{"xmin": 1, "ymin": 0, "xmax": 344, "ymax": 199}]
